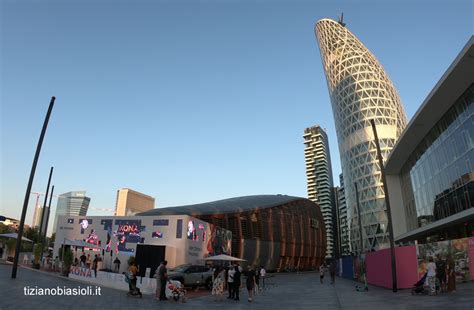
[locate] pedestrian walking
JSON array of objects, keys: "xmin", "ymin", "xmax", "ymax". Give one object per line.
[
  {"xmin": 154, "ymin": 262, "xmax": 164, "ymax": 300},
  {"xmin": 158, "ymin": 260, "xmax": 168, "ymax": 301},
  {"xmin": 80, "ymin": 253, "xmax": 86, "ymax": 267},
  {"xmin": 259, "ymin": 266, "xmax": 266, "ymax": 290},
  {"xmin": 319, "ymin": 264, "xmax": 325, "ymax": 284},
  {"xmin": 254, "ymin": 267, "xmax": 260, "ymax": 295},
  {"xmin": 227, "ymin": 266, "xmax": 235, "ymax": 299},
  {"xmin": 447, "ymin": 257, "xmax": 456, "ymax": 293},
  {"xmin": 436, "ymin": 255, "xmax": 447, "ymax": 293},
  {"xmin": 329, "ymin": 261, "xmax": 336, "ymax": 284},
  {"xmin": 246, "ymin": 266, "xmax": 256, "ymax": 302},
  {"xmin": 114, "ymin": 257, "xmax": 121, "ymax": 273},
  {"xmin": 426, "ymin": 257, "xmax": 437, "ymax": 295}
]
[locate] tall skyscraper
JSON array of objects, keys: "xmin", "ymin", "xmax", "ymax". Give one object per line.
[
  {"xmin": 115, "ymin": 188, "xmax": 155, "ymax": 216},
  {"xmin": 337, "ymin": 173, "xmax": 350, "ymax": 256},
  {"xmin": 32, "ymin": 203, "xmax": 43, "ymax": 228},
  {"xmin": 52, "ymin": 191, "xmax": 90, "ymax": 233},
  {"xmin": 304, "ymin": 125, "xmax": 335, "ymax": 258},
  {"xmin": 315, "ymin": 18, "xmax": 407, "ymax": 252}
]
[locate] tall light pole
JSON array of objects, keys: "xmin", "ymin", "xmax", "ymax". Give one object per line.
[
  {"xmin": 12, "ymin": 96, "xmax": 55, "ymax": 279},
  {"xmin": 43, "ymin": 185, "xmax": 55, "ymax": 243},
  {"xmin": 370, "ymin": 119, "xmax": 397, "ymax": 292},
  {"xmin": 38, "ymin": 166, "xmax": 53, "ymax": 243},
  {"xmin": 354, "ymin": 182, "xmax": 363, "ymax": 255}
]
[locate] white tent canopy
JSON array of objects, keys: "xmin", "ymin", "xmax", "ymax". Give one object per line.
[
  {"xmin": 204, "ymin": 254, "xmax": 246, "ymax": 262},
  {"xmin": 0, "ymin": 233, "xmax": 33, "ymax": 242}
]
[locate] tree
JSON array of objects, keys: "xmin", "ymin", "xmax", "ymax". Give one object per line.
[
  {"xmin": 49, "ymin": 233, "xmax": 56, "ymax": 248},
  {"xmin": 0, "ymin": 223, "xmax": 13, "ymax": 234},
  {"xmin": 24, "ymin": 227, "xmax": 40, "ymax": 243}
]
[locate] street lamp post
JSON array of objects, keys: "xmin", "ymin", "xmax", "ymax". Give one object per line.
[
  {"xmin": 12, "ymin": 96, "xmax": 56, "ymax": 279},
  {"xmin": 370, "ymin": 119, "xmax": 397, "ymax": 292},
  {"xmin": 354, "ymin": 182, "xmax": 363, "ymax": 255}
]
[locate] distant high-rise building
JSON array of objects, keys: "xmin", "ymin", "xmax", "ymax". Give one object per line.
[
  {"xmin": 32, "ymin": 203, "xmax": 43, "ymax": 228},
  {"xmin": 337, "ymin": 173, "xmax": 350, "ymax": 256},
  {"xmin": 115, "ymin": 188, "xmax": 155, "ymax": 216},
  {"xmin": 315, "ymin": 18, "xmax": 407, "ymax": 252},
  {"xmin": 52, "ymin": 191, "xmax": 90, "ymax": 233},
  {"xmin": 304, "ymin": 125, "xmax": 335, "ymax": 258}
]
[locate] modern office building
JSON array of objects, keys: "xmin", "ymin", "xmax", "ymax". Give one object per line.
[
  {"xmin": 32, "ymin": 204, "xmax": 43, "ymax": 228},
  {"xmin": 303, "ymin": 126, "xmax": 335, "ymax": 258},
  {"xmin": 52, "ymin": 191, "xmax": 91, "ymax": 233},
  {"xmin": 315, "ymin": 18, "xmax": 407, "ymax": 252},
  {"xmin": 139, "ymin": 195, "xmax": 327, "ymax": 271},
  {"xmin": 115, "ymin": 188, "xmax": 155, "ymax": 216},
  {"xmin": 337, "ymin": 173, "xmax": 350, "ymax": 256},
  {"xmin": 386, "ymin": 37, "xmax": 474, "ymax": 243}
]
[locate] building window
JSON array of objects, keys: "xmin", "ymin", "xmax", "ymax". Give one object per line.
[{"xmin": 176, "ymin": 219, "xmax": 183, "ymax": 239}]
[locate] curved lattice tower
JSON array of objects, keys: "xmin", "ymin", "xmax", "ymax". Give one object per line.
[{"xmin": 315, "ymin": 18, "xmax": 407, "ymax": 253}]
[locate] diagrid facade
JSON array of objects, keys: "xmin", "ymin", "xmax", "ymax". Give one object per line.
[
  {"xmin": 304, "ymin": 126, "xmax": 335, "ymax": 258},
  {"xmin": 315, "ymin": 18, "xmax": 407, "ymax": 253}
]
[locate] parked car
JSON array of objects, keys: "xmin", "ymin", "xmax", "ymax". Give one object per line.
[{"xmin": 167, "ymin": 264, "xmax": 213, "ymax": 289}]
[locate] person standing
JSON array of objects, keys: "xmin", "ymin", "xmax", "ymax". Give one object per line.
[
  {"xmin": 329, "ymin": 261, "xmax": 336, "ymax": 284},
  {"xmin": 246, "ymin": 266, "xmax": 257, "ymax": 302},
  {"xmin": 259, "ymin": 266, "xmax": 266, "ymax": 290},
  {"xmin": 80, "ymin": 252, "xmax": 86, "ymax": 267},
  {"xmin": 114, "ymin": 257, "xmax": 121, "ymax": 273},
  {"xmin": 436, "ymin": 256, "xmax": 447, "ymax": 293},
  {"xmin": 447, "ymin": 257, "xmax": 456, "ymax": 293},
  {"xmin": 53, "ymin": 256, "xmax": 59, "ymax": 272},
  {"xmin": 426, "ymin": 257, "xmax": 437, "ymax": 295},
  {"xmin": 319, "ymin": 264, "xmax": 325, "ymax": 284},
  {"xmin": 154, "ymin": 262, "xmax": 164, "ymax": 300},
  {"xmin": 86, "ymin": 254, "xmax": 92, "ymax": 269},
  {"xmin": 254, "ymin": 267, "xmax": 260, "ymax": 295},
  {"xmin": 92, "ymin": 255, "xmax": 98, "ymax": 278},
  {"xmin": 227, "ymin": 266, "xmax": 235, "ymax": 299},
  {"xmin": 158, "ymin": 260, "xmax": 168, "ymax": 301},
  {"xmin": 233, "ymin": 263, "xmax": 241, "ymax": 301}
]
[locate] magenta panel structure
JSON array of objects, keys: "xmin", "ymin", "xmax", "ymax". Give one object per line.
[{"xmin": 366, "ymin": 246, "xmax": 418, "ymax": 289}]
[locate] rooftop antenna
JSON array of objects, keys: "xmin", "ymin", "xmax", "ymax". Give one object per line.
[{"xmin": 338, "ymin": 12, "xmax": 346, "ymax": 27}]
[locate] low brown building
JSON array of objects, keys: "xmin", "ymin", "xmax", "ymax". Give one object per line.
[{"xmin": 139, "ymin": 195, "xmax": 326, "ymax": 271}]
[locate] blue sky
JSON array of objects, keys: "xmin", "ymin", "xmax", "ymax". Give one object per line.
[{"xmin": 1, "ymin": 0, "xmax": 472, "ymax": 235}]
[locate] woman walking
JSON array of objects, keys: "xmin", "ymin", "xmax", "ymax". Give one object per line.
[
  {"xmin": 319, "ymin": 264, "xmax": 325, "ymax": 284},
  {"xmin": 246, "ymin": 266, "xmax": 256, "ymax": 302}
]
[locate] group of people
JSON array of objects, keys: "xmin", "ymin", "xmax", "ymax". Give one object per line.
[
  {"xmin": 319, "ymin": 261, "xmax": 336, "ymax": 284},
  {"xmin": 425, "ymin": 256, "xmax": 456, "ymax": 295},
  {"xmin": 212, "ymin": 264, "xmax": 266, "ymax": 303},
  {"xmin": 72, "ymin": 252, "xmax": 104, "ymax": 277}
]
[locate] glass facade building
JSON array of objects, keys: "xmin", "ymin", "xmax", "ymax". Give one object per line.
[
  {"xmin": 386, "ymin": 37, "xmax": 474, "ymax": 243},
  {"xmin": 400, "ymin": 85, "xmax": 473, "ymax": 232}
]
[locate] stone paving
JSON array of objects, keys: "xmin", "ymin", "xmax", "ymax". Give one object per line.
[{"xmin": 0, "ymin": 264, "xmax": 473, "ymax": 309}]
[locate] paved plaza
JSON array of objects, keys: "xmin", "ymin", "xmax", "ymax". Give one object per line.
[{"xmin": 0, "ymin": 264, "xmax": 473, "ymax": 310}]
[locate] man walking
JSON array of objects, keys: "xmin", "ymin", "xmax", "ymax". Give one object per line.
[
  {"xmin": 158, "ymin": 260, "xmax": 168, "ymax": 301},
  {"xmin": 329, "ymin": 260, "xmax": 336, "ymax": 284}
]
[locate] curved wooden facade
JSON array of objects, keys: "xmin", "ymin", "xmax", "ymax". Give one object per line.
[{"xmin": 139, "ymin": 195, "xmax": 326, "ymax": 271}]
